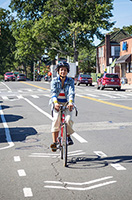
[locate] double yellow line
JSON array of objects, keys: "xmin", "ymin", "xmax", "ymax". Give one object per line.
[
  {"xmin": 21, "ymin": 81, "xmax": 48, "ymax": 91},
  {"xmin": 81, "ymin": 95, "xmax": 132, "ymax": 110},
  {"xmin": 22, "ymin": 81, "xmax": 132, "ymax": 110}
]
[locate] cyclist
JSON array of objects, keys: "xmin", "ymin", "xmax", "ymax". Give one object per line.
[{"xmin": 50, "ymin": 61, "xmax": 75, "ymax": 152}]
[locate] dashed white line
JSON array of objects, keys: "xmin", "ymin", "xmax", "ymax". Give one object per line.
[
  {"xmin": 31, "ymin": 95, "xmax": 39, "ymax": 98},
  {"xmin": 94, "ymin": 151, "xmax": 107, "ymax": 158},
  {"xmin": 94, "ymin": 151, "xmax": 126, "ymax": 170},
  {"xmin": 14, "ymin": 156, "xmax": 21, "ymax": 162},
  {"xmin": 111, "ymin": 163, "xmax": 126, "ymax": 170},
  {"xmin": 23, "ymin": 188, "xmax": 33, "ymax": 197},
  {"xmin": 17, "ymin": 169, "xmax": 26, "ymax": 176}
]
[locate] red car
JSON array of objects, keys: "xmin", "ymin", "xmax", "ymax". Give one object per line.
[
  {"xmin": 97, "ymin": 73, "xmax": 121, "ymax": 90},
  {"xmin": 74, "ymin": 74, "xmax": 92, "ymax": 86},
  {"xmin": 4, "ymin": 72, "xmax": 16, "ymax": 81}
]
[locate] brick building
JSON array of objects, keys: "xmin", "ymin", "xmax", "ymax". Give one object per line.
[
  {"xmin": 96, "ymin": 30, "xmax": 130, "ymax": 74},
  {"xmin": 115, "ymin": 36, "xmax": 132, "ymax": 84}
]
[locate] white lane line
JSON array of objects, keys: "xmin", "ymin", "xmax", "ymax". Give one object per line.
[
  {"xmin": 31, "ymin": 95, "xmax": 39, "ymax": 98},
  {"xmin": 23, "ymin": 188, "xmax": 33, "ymax": 197},
  {"xmin": 24, "ymin": 97, "xmax": 52, "ymax": 120},
  {"xmin": 94, "ymin": 151, "xmax": 126, "ymax": 170},
  {"xmin": 100, "ymin": 94, "xmax": 117, "ymax": 98},
  {"xmin": 86, "ymin": 94, "xmax": 98, "ymax": 98},
  {"xmin": 2, "ymin": 96, "xmax": 8, "ymax": 100},
  {"xmin": 23, "ymin": 97, "xmax": 88, "ymax": 143},
  {"xmin": 14, "ymin": 156, "xmax": 21, "ymax": 162},
  {"xmin": 72, "ymin": 132, "xmax": 88, "ymax": 143},
  {"xmin": 94, "ymin": 151, "xmax": 107, "ymax": 158},
  {"xmin": 0, "ymin": 105, "xmax": 14, "ymax": 150},
  {"xmin": 44, "ymin": 176, "xmax": 113, "ymax": 186},
  {"xmin": 43, "ymin": 94, "xmax": 51, "ymax": 97},
  {"xmin": 44, "ymin": 176, "xmax": 116, "ymax": 190},
  {"xmin": 17, "ymin": 169, "xmax": 26, "ymax": 176},
  {"xmin": 111, "ymin": 164, "xmax": 126, "ymax": 170},
  {"xmin": 45, "ymin": 181, "xmax": 117, "ymax": 191},
  {"xmin": 29, "ymin": 150, "xmax": 85, "ymax": 158},
  {"xmin": 1, "ymin": 82, "xmax": 12, "ymax": 91}
]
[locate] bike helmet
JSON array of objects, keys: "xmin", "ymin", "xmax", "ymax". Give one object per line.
[{"xmin": 56, "ymin": 61, "xmax": 70, "ymax": 73}]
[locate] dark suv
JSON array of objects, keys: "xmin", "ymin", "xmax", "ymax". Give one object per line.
[
  {"xmin": 97, "ymin": 73, "xmax": 121, "ymax": 90},
  {"xmin": 74, "ymin": 74, "xmax": 92, "ymax": 86}
]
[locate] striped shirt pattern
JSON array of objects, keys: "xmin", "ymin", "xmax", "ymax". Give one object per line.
[{"xmin": 57, "ymin": 89, "xmax": 67, "ymax": 103}]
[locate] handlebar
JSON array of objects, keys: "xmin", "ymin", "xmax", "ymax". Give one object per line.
[{"xmin": 51, "ymin": 103, "xmax": 78, "ymax": 117}]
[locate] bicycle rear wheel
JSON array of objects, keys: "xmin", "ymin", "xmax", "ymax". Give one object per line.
[{"xmin": 62, "ymin": 123, "xmax": 68, "ymax": 167}]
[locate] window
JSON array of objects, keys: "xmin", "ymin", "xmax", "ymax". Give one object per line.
[
  {"xmin": 111, "ymin": 46, "xmax": 120, "ymax": 57},
  {"xmin": 99, "ymin": 47, "xmax": 103, "ymax": 58},
  {"xmin": 122, "ymin": 42, "xmax": 127, "ymax": 51}
]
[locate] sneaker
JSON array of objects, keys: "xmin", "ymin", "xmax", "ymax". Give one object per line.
[
  {"xmin": 50, "ymin": 143, "xmax": 57, "ymax": 152},
  {"xmin": 68, "ymin": 136, "xmax": 74, "ymax": 145}
]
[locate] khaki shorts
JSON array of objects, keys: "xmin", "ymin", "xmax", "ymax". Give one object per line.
[{"xmin": 51, "ymin": 105, "xmax": 74, "ymax": 135}]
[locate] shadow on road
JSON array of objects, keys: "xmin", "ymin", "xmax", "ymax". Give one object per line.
[
  {"xmin": 0, "ymin": 127, "xmax": 37, "ymax": 143},
  {"xmin": 68, "ymin": 155, "xmax": 132, "ymax": 169}
]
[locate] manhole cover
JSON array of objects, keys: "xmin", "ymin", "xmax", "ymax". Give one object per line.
[{"xmin": 23, "ymin": 138, "xmax": 39, "ymax": 143}]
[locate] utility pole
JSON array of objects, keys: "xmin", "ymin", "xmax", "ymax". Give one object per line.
[{"xmin": 0, "ymin": 26, "xmax": 1, "ymax": 36}]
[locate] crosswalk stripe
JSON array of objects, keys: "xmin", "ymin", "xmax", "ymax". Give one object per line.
[{"xmin": 31, "ymin": 95, "xmax": 39, "ymax": 98}]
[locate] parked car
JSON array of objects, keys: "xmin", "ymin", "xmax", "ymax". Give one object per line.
[
  {"xmin": 17, "ymin": 73, "xmax": 26, "ymax": 81},
  {"xmin": 74, "ymin": 74, "xmax": 92, "ymax": 86},
  {"xmin": 4, "ymin": 72, "xmax": 16, "ymax": 81},
  {"xmin": 97, "ymin": 73, "xmax": 121, "ymax": 90}
]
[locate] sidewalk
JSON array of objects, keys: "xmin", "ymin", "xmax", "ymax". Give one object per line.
[
  {"xmin": 93, "ymin": 82, "xmax": 132, "ymax": 92},
  {"xmin": 121, "ymin": 84, "xmax": 132, "ymax": 91}
]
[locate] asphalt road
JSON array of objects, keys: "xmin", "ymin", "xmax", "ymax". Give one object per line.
[{"xmin": 0, "ymin": 81, "xmax": 132, "ymax": 200}]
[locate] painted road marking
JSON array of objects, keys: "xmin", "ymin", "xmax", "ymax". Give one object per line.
[
  {"xmin": 23, "ymin": 97, "xmax": 88, "ymax": 143},
  {"xmin": 21, "ymin": 81, "xmax": 48, "ymax": 91},
  {"xmin": 94, "ymin": 151, "xmax": 107, "ymax": 158},
  {"xmin": 23, "ymin": 188, "xmax": 33, "ymax": 197},
  {"xmin": 17, "ymin": 169, "xmax": 26, "ymax": 176},
  {"xmin": 44, "ymin": 176, "xmax": 116, "ymax": 191},
  {"xmin": 72, "ymin": 132, "xmax": 87, "ymax": 143},
  {"xmin": 94, "ymin": 151, "xmax": 126, "ymax": 170},
  {"xmin": 29, "ymin": 150, "xmax": 85, "ymax": 158},
  {"xmin": 31, "ymin": 95, "xmax": 39, "ymax": 98},
  {"xmin": 0, "ymin": 105, "xmax": 14, "ymax": 150},
  {"xmin": 111, "ymin": 163, "xmax": 126, "ymax": 170},
  {"xmin": 14, "ymin": 156, "xmax": 21, "ymax": 162},
  {"xmin": 76, "ymin": 94, "xmax": 132, "ymax": 110},
  {"xmin": 2, "ymin": 96, "xmax": 8, "ymax": 100}
]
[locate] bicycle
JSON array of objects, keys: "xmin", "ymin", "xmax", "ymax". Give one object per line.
[{"xmin": 51, "ymin": 103, "xmax": 78, "ymax": 167}]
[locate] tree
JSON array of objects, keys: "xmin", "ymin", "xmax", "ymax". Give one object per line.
[
  {"xmin": 9, "ymin": 0, "xmax": 48, "ymax": 20},
  {"xmin": 78, "ymin": 46, "xmax": 96, "ymax": 73},
  {"xmin": 12, "ymin": 19, "xmax": 43, "ymax": 80},
  {"xmin": 0, "ymin": 8, "xmax": 16, "ymax": 74},
  {"xmin": 34, "ymin": 0, "xmax": 115, "ymax": 63}
]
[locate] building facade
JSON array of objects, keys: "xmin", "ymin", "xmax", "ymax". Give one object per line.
[
  {"xmin": 115, "ymin": 36, "xmax": 132, "ymax": 84},
  {"xmin": 96, "ymin": 30, "xmax": 130, "ymax": 76}
]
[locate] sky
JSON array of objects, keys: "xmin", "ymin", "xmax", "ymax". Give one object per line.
[{"xmin": 0, "ymin": 0, "xmax": 132, "ymax": 45}]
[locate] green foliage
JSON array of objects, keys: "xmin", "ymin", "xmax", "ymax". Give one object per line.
[
  {"xmin": 9, "ymin": 0, "xmax": 48, "ymax": 20},
  {"xmin": 78, "ymin": 46, "xmax": 96, "ymax": 73},
  {"xmin": 0, "ymin": 8, "xmax": 16, "ymax": 74}
]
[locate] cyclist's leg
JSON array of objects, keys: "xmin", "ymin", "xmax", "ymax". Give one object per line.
[
  {"xmin": 65, "ymin": 110, "xmax": 74, "ymax": 134},
  {"xmin": 65, "ymin": 110, "xmax": 74, "ymax": 145},
  {"xmin": 51, "ymin": 109, "xmax": 61, "ymax": 151}
]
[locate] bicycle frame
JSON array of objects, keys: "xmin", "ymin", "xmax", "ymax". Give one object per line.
[{"xmin": 51, "ymin": 103, "xmax": 78, "ymax": 167}]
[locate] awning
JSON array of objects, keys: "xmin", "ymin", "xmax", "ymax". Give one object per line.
[{"xmin": 115, "ymin": 54, "xmax": 131, "ymax": 64}]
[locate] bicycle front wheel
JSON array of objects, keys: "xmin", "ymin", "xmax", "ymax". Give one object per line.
[{"xmin": 62, "ymin": 123, "xmax": 68, "ymax": 167}]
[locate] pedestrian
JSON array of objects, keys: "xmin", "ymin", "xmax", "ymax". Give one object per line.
[{"xmin": 50, "ymin": 61, "xmax": 75, "ymax": 152}]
